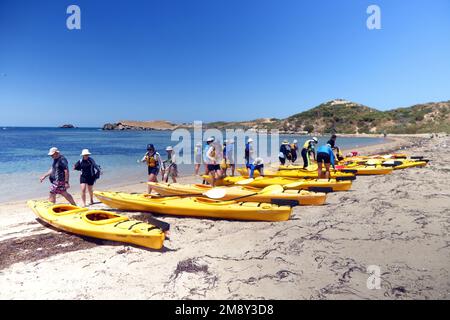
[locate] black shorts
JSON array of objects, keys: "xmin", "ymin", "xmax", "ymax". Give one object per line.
[
  {"xmin": 148, "ymin": 167, "xmax": 159, "ymax": 175},
  {"xmin": 207, "ymin": 164, "xmax": 221, "ymax": 171},
  {"xmin": 80, "ymin": 176, "xmax": 96, "ymax": 186},
  {"xmin": 317, "ymin": 152, "xmax": 331, "ymax": 164}
]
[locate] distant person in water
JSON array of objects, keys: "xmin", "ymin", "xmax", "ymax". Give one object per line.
[
  {"xmin": 316, "ymin": 143, "xmax": 336, "ymax": 179},
  {"xmin": 162, "ymin": 146, "xmax": 178, "ymax": 183},
  {"xmin": 73, "ymin": 149, "xmax": 101, "ymax": 207},
  {"xmin": 40, "ymin": 147, "xmax": 76, "ymax": 205},
  {"xmin": 301, "ymin": 137, "xmax": 318, "ymax": 169},
  {"xmin": 290, "ymin": 139, "xmax": 299, "ymax": 164},
  {"xmin": 279, "ymin": 140, "xmax": 291, "ymax": 165},
  {"xmin": 138, "ymin": 144, "xmax": 162, "ymax": 193},
  {"xmin": 194, "ymin": 142, "xmax": 202, "ymax": 175}
]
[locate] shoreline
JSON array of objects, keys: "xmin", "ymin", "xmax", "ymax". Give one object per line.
[
  {"xmin": 0, "ymin": 135, "xmax": 413, "ymax": 206},
  {"xmin": 0, "ymin": 135, "xmax": 448, "ymax": 299}
]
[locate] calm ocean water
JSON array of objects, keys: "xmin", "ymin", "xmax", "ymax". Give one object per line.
[{"xmin": 0, "ymin": 127, "xmax": 386, "ymax": 202}]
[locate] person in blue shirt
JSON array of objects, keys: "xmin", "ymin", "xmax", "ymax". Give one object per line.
[{"xmin": 316, "ymin": 143, "xmax": 335, "ymax": 179}]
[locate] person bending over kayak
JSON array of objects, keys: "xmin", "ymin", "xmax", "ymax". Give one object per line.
[
  {"xmin": 73, "ymin": 149, "xmax": 101, "ymax": 207},
  {"xmin": 327, "ymin": 134, "xmax": 343, "ymax": 161},
  {"xmin": 205, "ymin": 137, "xmax": 222, "ymax": 186},
  {"xmin": 40, "ymin": 147, "xmax": 76, "ymax": 205},
  {"xmin": 247, "ymin": 157, "xmax": 264, "ymax": 179},
  {"xmin": 301, "ymin": 137, "xmax": 318, "ymax": 169},
  {"xmin": 316, "ymin": 143, "xmax": 336, "ymax": 179},
  {"xmin": 162, "ymin": 146, "xmax": 178, "ymax": 183},
  {"xmin": 290, "ymin": 140, "xmax": 299, "ymax": 164},
  {"xmin": 138, "ymin": 144, "xmax": 162, "ymax": 193},
  {"xmin": 279, "ymin": 140, "xmax": 291, "ymax": 165}
]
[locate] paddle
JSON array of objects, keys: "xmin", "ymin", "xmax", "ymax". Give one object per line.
[
  {"xmin": 411, "ymin": 156, "xmax": 424, "ymax": 160},
  {"xmin": 336, "ymin": 176, "xmax": 356, "ymax": 181},
  {"xmin": 282, "ymin": 181, "xmax": 333, "ymax": 193}
]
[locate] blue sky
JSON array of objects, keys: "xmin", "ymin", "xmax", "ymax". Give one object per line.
[{"xmin": 0, "ymin": 0, "xmax": 449, "ymax": 126}]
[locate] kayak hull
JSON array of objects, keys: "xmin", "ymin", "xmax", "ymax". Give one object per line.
[
  {"xmin": 148, "ymin": 182, "xmax": 327, "ymax": 206},
  {"xmin": 27, "ymin": 200, "xmax": 165, "ymax": 249},
  {"xmin": 201, "ymin": 175, "xmax": 352, "ymax": 192},
  {"xmin": 94, "ymin": 191, "xmax": 291, "ymax": 222}
]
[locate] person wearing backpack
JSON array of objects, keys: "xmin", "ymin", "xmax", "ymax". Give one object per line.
[{"xmin": 73, "ymin": 149, "xmax": 101, "ymax": 207}]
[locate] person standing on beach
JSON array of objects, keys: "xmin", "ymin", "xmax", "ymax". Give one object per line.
[
  {"xmin": 194, "ymin": 142, "xmax": 202, "ymax": 175},
  {"xmin": 73, "ymin": 149, "xmax": 101, "ymax": 207},
  {"xmin": 244, "ymin": 138, "xmax": 255, "ymax": 167},
  {"xmin": 316, "ymin": 143, "xmax": 336, "ymax": 179},
  {"xmin": 224, "ymin": 139, "xmax": 235, "ymax": 176},
  {"xmin": 162, "ymin": 146, "xmax": 178, "ymax": 183},
  {"xmin": 301, "ymin": 137, "xmax": 318, "ymax": 169},
  {"xmin": 40, "ymin": 147, "xmax": 76, "ymax": 205},
  {"xmin": 205, "ymin": 137, "xmax": 221, "ymax": 186},
  {"xmin": 138, "ymin": 144, "xmax": 162, "ymax": 193},
  {"xmin": 279, "ymin": 140, "xmax": 291, "ymax": 165},
  {"xmin": 290, "ymin": 140, "xmax": 299, "ymax": 164}
]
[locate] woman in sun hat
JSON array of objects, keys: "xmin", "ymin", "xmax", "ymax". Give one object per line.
[
  {"xmin": 138, "ymin": 144, "xmax": 162, "ymax": 193},
  {"xmin": 279, "ymin": 140, "xmax": 291, "ymax": 165},
  {"xmin": 73, "ymin": 149, "xmax": 101, "ymax": 207},
  {"xmin": 162, "ymin": 146, "xmax": 178, "ymax": 183}
]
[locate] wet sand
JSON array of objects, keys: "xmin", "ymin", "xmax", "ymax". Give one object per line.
[{"xmin": 0, "ymin": 135, "xmax": 449, "ymax": 299}]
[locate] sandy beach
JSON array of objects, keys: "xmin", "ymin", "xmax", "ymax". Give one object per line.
[{"xmin": 0, "ymin": 135, "xmax": 449, "ymax": 299}]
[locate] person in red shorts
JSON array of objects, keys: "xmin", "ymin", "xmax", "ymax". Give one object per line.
[{"xmin": 40, "ymin": 147, "xmax": 76, "ymax": 205}]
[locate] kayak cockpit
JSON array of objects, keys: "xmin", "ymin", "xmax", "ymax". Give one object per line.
[
  {"xmin": 51, "ymin": 204, "xmax": 88, "ymax": 216},
  {"xmin": 82, "ymin": 210, "xmax": 128, "ymax": 225}
]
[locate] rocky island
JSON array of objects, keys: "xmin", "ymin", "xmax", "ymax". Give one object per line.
[
  {"xmin": 102, "ymin": 120, "xmax": 179, "ymax": 131},
  {"xmin": 59, "ymin": 124, "xmax": 76, "ymax": 128}
]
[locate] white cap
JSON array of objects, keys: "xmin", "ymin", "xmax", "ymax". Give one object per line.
[
  {"xmin": 196, "ymin": 142, "xmax": 202, "ymax": 146},
  {"xmin": 312, "ymin": 137, "xmax": 318, "ymax": 143},
  {"xmin": 166, "ymin": 146, "xmax": 173, "ymax": 151},
  {"xmin": 48, "ymin": 147, "xmax": 59, "ymax": 156},
  {"xmin": 293, "ymin": 139, "xmax": 298, "ymax": 143},
  {"xmin": 247, "ymin": 138, "xmax": 254, "ymax": 143},
  {"xmin": 207, "ymin": 137, "xmax": 215, "ymax": 142},
  {"xmin": 80, "ymin": 149, "xmax": 91, "ymax": 156},
  {"xmin": 253, "ymin": 157, "xmax": 264, "ymax": 165},
  {"xmin": 224, "ymin": 139, "xmax": 228, "ymax": 144}
]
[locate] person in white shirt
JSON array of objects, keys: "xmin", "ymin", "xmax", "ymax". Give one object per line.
[
  {"xmin": 224, "ymin": 139, "xmax": 235, "ymax": 176},
  {"xmin": 194, "ymin": 142, "xmax": 202, "ymax": 175},
  {"xmin": 162, "ymin": 146, "xmax": 178, "ymax": 183}
]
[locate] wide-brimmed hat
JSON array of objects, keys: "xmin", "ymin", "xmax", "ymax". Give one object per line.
[
  {"xmin": 247, "ymin": 138, "xmax": 254, "ymax": 143},
  {"xmin": 80, "ymin": 149, "xmax": 91, "ymax": 156},
  {"xmin": 312, "ymin": 137, "xmax": 318, "ymax": 143},
  {"xmin": 207, "ymin": 137, "xmax": 215, "ymax": 142},
  {"xmin": 282, "ymin": 140, "xmax": 289, "ymax": 144},
  {"xmin": 196, "ymin": 142, "xmax": 202, "ymax": 146},
  {"xmin": 48, "ymin": 147, "xmax": 59, "ymax": 156},
  {"xmin": 293, "ymin": 139, "xmax": 298, "ymax": 143},
  {"xmin": 166, "ymin": 146, "xmax": 173, "ymax": 151},
  {"xmin": 253, "ymin": 157, "xmax": 264, "ymax": 166}
]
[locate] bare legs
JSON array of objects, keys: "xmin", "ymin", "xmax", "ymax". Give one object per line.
[
  {"xmin": 80, "ymin": 183, "xmax": 94, "ymax": 207},
  {"xmin": 148, "ymin": 173, "xmax": 158, "ymax": 194},
  {"xmin": 317, "ymin": 162, "xmax": 331, "ymax": 179},
  {"xmin": 49, "ymin": 191, "xmax": 76, "ymax": 205}
]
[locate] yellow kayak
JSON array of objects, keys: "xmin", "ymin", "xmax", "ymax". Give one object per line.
[
  {"xmin": 27, "ymin": 200, "xmax": 166, "ymax": 249},
  {"xmin": 94, "ymin": 191, "xmax": 292, "ymax": 222},
  {"xmin": 148, "ymin": 182, "xmax": 327, "ymax": 206},
  {"xmin": 340, "ymin": 158, "xmax": 428, "ymax": 170},
  {"xmin": 237, "ymin": 167, "xmax": 355, "ymax": 179},
  {"xmin": 201, "ymin": 175, "xmax": 352, "ymax": 192},
  {"xmin": 335, "ymin": 164, "xmax": 393, "ymax": 175}
]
